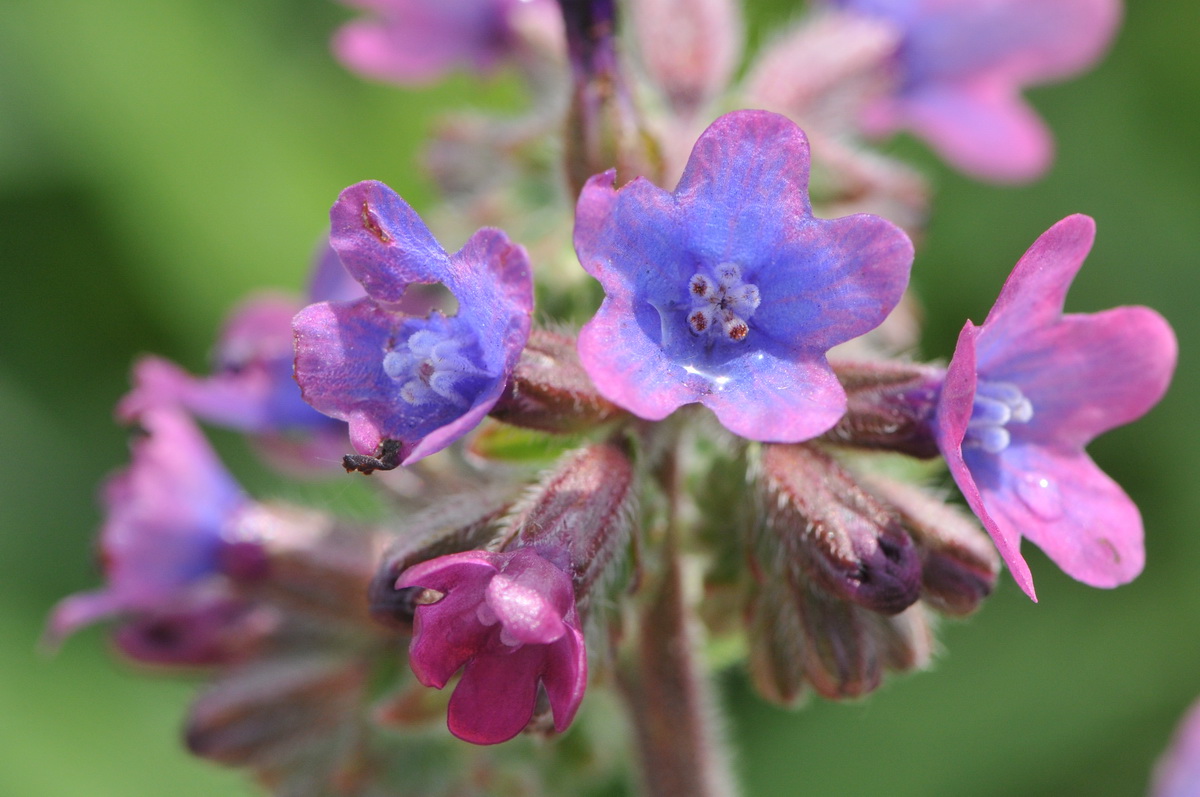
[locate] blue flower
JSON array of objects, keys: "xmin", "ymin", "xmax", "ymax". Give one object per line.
[
  {"xmin": 293, "ymin": 180, "xmax": 534, "ymax": 468},
  {"xmin": 573, "ymin": 110, "xmax": 913, "ymax": 442}
]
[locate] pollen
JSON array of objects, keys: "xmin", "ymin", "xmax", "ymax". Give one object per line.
[{"xmin": 685, "ymin": 262, "xmax": 760, "ymax": 343}]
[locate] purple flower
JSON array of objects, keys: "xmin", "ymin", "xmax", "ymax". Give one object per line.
[
  {"xmin": 573, "ymin": 110, "xmax": 913, "ymax": 442},
  {"xmin": 293, "ymin": 180, "xmax": 534, "ymax": 469},
  {"xmin": 116, "ymin": 242, "xmax": 363, "ymax": 470},
  {"xmin": 933, "ymin": 215, "xmax": 1176, "ymax": 600},
  {"xmin": 1152, "ymin": 696, "xmax": 1200, "ymax": 797},
  {"xmin": 333, "ymin": 0, "xmax": 559, "ymax": 85},
  {"xmin": 47, "ymin": 409, "xmax": 265, "ymax": 644},
  {"xmin": 834, "ymin": 0, "xmax": 1121, "ymax": 181},
  {"xmin": 396, "ymin": 548, "xmax": 587, "ymax": 744}
]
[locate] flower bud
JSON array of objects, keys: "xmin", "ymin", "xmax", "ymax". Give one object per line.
[
  {"xmin": 489, "ymin": 327, "xmax": 625, "ymax": 434},
  {"xmin": 368, "ymin": 486, "xmax": 515, "ymax": 630},
  {"xmin": 185, "ymin": 655, "xmax": 368, "ymax": 769},
  {"xmin": 796, "ymin": 580, "xmax": 881, "ymax": 700},
  {"xmin": 825, "ymin": 359, "xmax": 942, "ymax": 458},
  {"xmin": 756, "ymin": 443, "xmax": 921, "ymax": 615},
  {"xmin": 629, "ymin": 0, "xmax": 742, "ymax": 118},
  {"xmin": 863, "ymin": 475, "xmax": 1000, "ymax": 616},
  {"xmin": 557, "ymin": 0, "xmax": 663, "ymax": 195}
]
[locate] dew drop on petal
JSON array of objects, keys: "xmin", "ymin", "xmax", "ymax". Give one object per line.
[{"xmin": 1015, "ymin": 472, "xmax": 1063, "ymax": 521}]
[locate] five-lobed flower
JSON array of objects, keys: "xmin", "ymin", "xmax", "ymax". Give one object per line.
[
  {"xmin": 47, "ymin": 408, "xmax": 268, "ymax": 648},
  {"xmin": 932, "ymin": 214, "xmax": 1176, "ymax": 600},
  {"xmin": 396, "ymin": 547, "xmax": 587, "ymax": 745},
  {"xmin": 832, "ymin": 0, "xmax": 1121, "ymax": 181},
  {"xmin": 573, "ymin": 109, "xmax": 913, "ymax": 443},
  {"xmin": 292, "ymin": 180, "xmax": 534, "ymax": 469}
]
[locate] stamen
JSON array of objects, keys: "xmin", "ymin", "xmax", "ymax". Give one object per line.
[
  {"xmin": 685, "ymin": 262, "xmax": 761, "ymax": 344},
  {"xmin": 962, "ymin": 379, "xmax": 1035, "ymax": 454},
  {"xmin": 384, "ymin": 320, "xmax": 488, "ymax": 407}
]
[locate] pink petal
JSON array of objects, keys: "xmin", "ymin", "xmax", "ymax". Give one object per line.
[
  {"xmin": 983, "ymin": 443, "xmax": 1144, "ymax": 589},
  {"xmin": 988, "ymin": 307, "xmax": 1178, "ymax": 450},
  {"xmin": 936, "ymin": 321, "xmax": 1037, "ymax": 600},
  {"xmin": 890, "ymin": 81, "xmax": 1053, "ymax": 182},
  {"xmin": 978, "ymin": 214, "xmax": 1095, "ymax": 340},
  {"xmin": 541, "ymin": 625, "xmax": 588, "ymax": 733},
  {"xmin": 447, "ymin": 644, "xmax": 545, "ymax": 744}
]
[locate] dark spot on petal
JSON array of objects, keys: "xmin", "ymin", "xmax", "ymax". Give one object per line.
[
  {"xmin": 727, "ymin": 323, "xmax": 748, "ymax": 341},
  {"xmin": 361, "ymin": 202, "xmax": 391, "ymax": 244},
  {"xmin": 1099, "ymin": 538, "xmax": 1120, "ymax": 562},
  {"xmin": 689, "ymin": 311, "xmax": 708, "ymax": 332}
]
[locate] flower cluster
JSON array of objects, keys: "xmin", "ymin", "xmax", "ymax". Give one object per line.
[{"xmin": 53, "ymin": 2, "xmax": 1180, "ymax": 796}]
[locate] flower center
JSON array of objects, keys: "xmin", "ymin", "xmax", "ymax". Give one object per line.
[
  {"xmin": 963, "ymin": 380, "xmax": 1033, "ymax": 454},
  {"xmin": 382, "ymin": 325, "xmax": 486, "ymax": 407},
  {"xmin": 686, "ymin": 262, "xmax": 761, "ymax": 343}
]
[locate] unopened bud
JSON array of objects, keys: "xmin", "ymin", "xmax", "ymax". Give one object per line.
[
  {"xmin": 757, "ymin": 443, "xmax": 921, "ymax": 615},
  {"xmin": 185, "ymin": 655, "xmax": 368, "ymax": 768},
  {"xmin": 629, "ymin": 0, "xmax": 742, "ymax": 118},
  {"xmin": 746, "ymin": 580, "xmax": 807, "ymax": 706},
  {"xmin": 558, "ymin": 0, "xmax": 663, "ymax": 195},
  {"xmin": 508, "ymin": 440, "xmax": 638, "ymax": 605},
  {"xmin": 368, "ymin": 487, "xmax": 514, "ymax": 629},
  {"xmin": 743, "ymin": 10, "xmax": 898, "ymax": 132},
  {"xmin": 825, "ymin": 360, "xmax": 942, "ymax": 457},
  {"xmin": 489, "ymin": 327, "xmax": 626, "ymax": 434},
  {"xmin": 796, "ymin": 580, "xmax": 881, "ymax": 700},
  {"xmin": 868, "ymin": 603, "xmax": 935, "ymax": 673},
  {"xmin": 863, "ymin": 475, "xmax": 1000, "ymax": 616}
]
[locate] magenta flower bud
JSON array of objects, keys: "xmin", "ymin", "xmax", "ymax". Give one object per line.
[
  {"xmin": 757, "ymin": 443, "xmax": 922, "ymax": 615},
  {"xmin": 397, "ymin": 548, "xmax": 587, "ymax": 744},
  {"xmin": 46, "ymin": 409, "xmax": 265, "ymax": 646},
  {"xmin": 393, "ymin": 442, "xmax": 634, "ymax": 744},
  {"xmin": 931, "ymin": 215, "xmax": 1176, "ymax": 600}
]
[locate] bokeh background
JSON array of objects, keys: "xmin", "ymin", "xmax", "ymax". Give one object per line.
[{"xmin": 1, "ymin": 1, "xmax": 1196, "ymax": 795}]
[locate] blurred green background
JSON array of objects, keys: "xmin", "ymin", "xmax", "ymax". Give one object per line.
[{"xmin": 1, "ymin": 1, "xmax": 1196, "ymax": 795}]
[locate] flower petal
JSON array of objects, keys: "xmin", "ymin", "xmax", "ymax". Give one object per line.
[
  {"xmin": 329, "ymin": 181, "xmax": 449, "ymax": 303},
  {"xmin": 541, "ymin": 624, "xmax": 588, "ymax": 733},
  {"xmin": 936, "ymin": 320, "xmax": 1037, "ymax": 599},
  {"xmin": 400, "ymin": 553, "xmax": 500, "ymax": 689},
  {"xmin": 988, "ymin": 307, "xmax": 1178, "ymax": 450},
  {"xmin": 885, "ymin": 81, "xmax": 1052, "ymax": 182},
  {"xmin": 447, "ymin": 644, "xmax": 545, "ymax": 744},
  {"xmin": 979, "ymin": 443, "xmax": 1144, "ymax": 588},
  {"xmin": 976, "ymin": 214, "xmax": 1094, "ymax": 343}
]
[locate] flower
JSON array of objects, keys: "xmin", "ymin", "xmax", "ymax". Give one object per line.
[
  {"xmin": 116, "ymin": 241, "xmax": 359, "ymax": 470},
  {"xmin": 933, "ymin": 214, "xmax": 1176, "ymax": 600},
  {"xmin": 47, "ymin": 408, "xmax": 265, "ymax": 644},
  {"xmin": 396, "ymin": 548, "xmax": 587, "ymax": 744},
  {"xmin": 833, "ymin": 0, "xmax": 1121, "ymax": 181},
  {"xmin": 333, "ymin": 0, "xmax": 560, "ymax": 85},
  {"xmin": 1151, "ymin": 696, "xmax": 1200, "ymax": 797},
  {"xmin": 573, "ymin": 109, "xmax": 913, "ymax": 442},
  {"xmin": 292, "ymin": 180, "xmax": 534, "ymax": 469}
]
